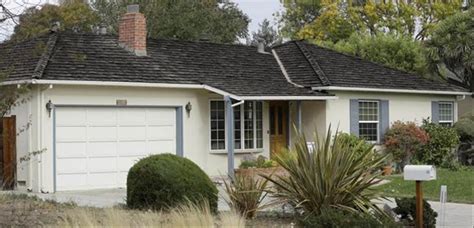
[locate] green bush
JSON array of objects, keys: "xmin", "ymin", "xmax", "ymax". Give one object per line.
[
  {"xmin": 454, "ymin": 116, "xmax": 474, "ymax": 142},
  {"xmin": 126, "ymin": 154, "xmax": 218, "ymax": 212},
  {"xmin": 239, "ymin": 155, "xmax": 276, "ymax": 169},
  {"xmin": 384, "ymin": 121, "xmax": 429, "ymax": 171},
  {"xmin": 454, "ymin": 117, "xmax": 474, "ymax": 166},
  {"xmin": 393, "ymin": 197, "xmax": 438, "ymax": 228},
  {"xmin": 300, "ymin": 208, "xmax": 400, "ymax": 228},
  {"xmin": 337, "ymin": 133, "xmax": 375, "ymax": 155},
  {"xmin": 415, "ymin": 119, "xmax": 460, "ymax": 169}
]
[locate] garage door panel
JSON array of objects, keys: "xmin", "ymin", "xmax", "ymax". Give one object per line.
[
  {"xmin": 147, "ymin": 125, "xmax": 175, "ymax": 140},
  {"xmin": 56, "ymin": 109, "xmax": 86, "ymax": 126},
  {"xmin": 147, "ymin": 109, "xmax": 175, "ymax": 124},
  {"xmin": 88, "ymin": 142, "xmax": 117, "ymax": 157},
  {"xmin": 87, "ymin": 126, "xmax": 117, "ymax": 142},
  {"xmin": 148, "ymin": 141, "xmax": 175, "ymax": 154},
  {"xmin": 57, "ymin": 158, "xmax": 87, "ymax": 174},
  {"xmin": 117, "ymin": 156, "xmax": 142, "ymax": 172},
  {"xmin": 87, "ymin": 108, "xmax": 117, "ymax": 126},
  {"xmin": 88, "ymin": 173, "xmax": 116, "ymax": 188},
  {"xmin": 56, "ymin": 142, "xmax": 86, "ymax": 158},
  {"xmin": 56, "ymin": 126, "xmax": 87, "ymax": 142},
  {"xmin": 57, "ymin": 174, "xmax": 87, "ymax": 190},
  {"xmin": 55, "ymin": 106, "xmax": 177, "ymax": 191},
  {"xmin": 88, "ymin": 157, "xmax": 117, "ymax": 173},
  {"xmin": 117, "ymin": 141, "xmax": 147, "ymax": 156},
  {"xmin": 118, "ymin": 109, "xmax": 146, "ymax": 125},
  {"xmin": 118, "ymin": 126, "xmax": 146, "ymax": 141}
]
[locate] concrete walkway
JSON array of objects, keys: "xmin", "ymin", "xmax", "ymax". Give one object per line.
[{"xmin": 5, "ymin": 188, "xmax": 473, "ymax": 227}]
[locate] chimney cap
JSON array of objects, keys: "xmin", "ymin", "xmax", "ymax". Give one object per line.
[{"xmin": 127, "ymin": 4, "xmax": 139, "ymax": 13}]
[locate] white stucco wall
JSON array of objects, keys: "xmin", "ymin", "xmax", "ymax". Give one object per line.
[
  {"xmin": 325, "ymin": 91, "xmax": 459, "ymax": 134},
  {"xmin": 288, "ymin": 101, "xmax": 326, "ymax": 147},
  {"xmin": 17, "ymin": 85, "xmax": 270, "ymax": 193}
]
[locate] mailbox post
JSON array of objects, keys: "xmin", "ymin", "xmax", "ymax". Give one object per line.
[{"xmin": 403, "ymin": 165, "xmax": 437, "ymax": 228}]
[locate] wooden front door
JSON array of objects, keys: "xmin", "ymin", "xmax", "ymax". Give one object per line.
[
  {"xmin": 269, "ymin": 102, "xmax": 288, "ymax": 158},
  {"xmin": 1, "ymin": 116, "xmax": 16, "ymax": 189}
]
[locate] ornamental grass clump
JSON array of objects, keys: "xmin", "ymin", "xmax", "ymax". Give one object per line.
[
  {"xmin": 262, "ymin": 127, "xmax": 388, "ymax": 218},
  {"xmin": 222, "ymin": 173, "xmax": 273, "ymax": 219}
]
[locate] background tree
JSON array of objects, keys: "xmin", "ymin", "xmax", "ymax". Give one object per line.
[
  {"xmin": 321, "ymin": 33, "xmax": 428, "ymax": 75},
  {"xmin": 425, "ymin": 8, "xmax": 473, "ymax": 91},
  {"xmin": 10, "ymin": 0, "xmax": 99, "ymax": 41},
  {"xmin": 276, "ymin": 0, "xmax": 322, "ymax": 39},
  {"xmin": 297, "ymin": 0, "xmax": 463, "ymax": 42},
  {"xmin": 248, "ymin": 19, "xmax": 282, "ymax": 47},
  {"xmin": 91, "ymin": 0, "xmax": 249, "ymax": 44}
]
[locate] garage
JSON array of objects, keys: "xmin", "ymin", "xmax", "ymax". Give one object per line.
[{"xmin": 54, "ymin": 106, "xmax": 178, "ymax": 191}]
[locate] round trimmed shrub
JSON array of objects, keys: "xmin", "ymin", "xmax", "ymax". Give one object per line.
[{"xmin": 126, "ymin": 154, "xmax": 218, "ymax": 212}]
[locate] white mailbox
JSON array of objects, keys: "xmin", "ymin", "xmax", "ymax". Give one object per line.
[{"xmin": 404, "ymin": 165, "xmax": 436, "ymax": 181}]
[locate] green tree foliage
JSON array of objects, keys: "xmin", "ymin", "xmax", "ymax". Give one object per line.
[
  {"xmin": 248, "ymin": 19, "xmax": 282, "ymax": 47},
  {"xmin": 276, "ymin": 0, "xmax": 322, "ymax": 39},
  {"xmin": 91, "ymin": 0, "xmax": 249, "ymax": 43},
  {"xmin": 425, "ymin": 8, "xmax": 474, "ymax": 91},
  {"xmin": 10, "ymin": 0, "xmax": 99, "ymax": 41},
  {"xmin": 321, "ymin": 33, "xmax": 428, "ymax": 75},
  {"xmin": 296, "ymin": 0, "xmax": 463, "ymax": 42}
]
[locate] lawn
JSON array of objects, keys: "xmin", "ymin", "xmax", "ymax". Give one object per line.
[{"xmin": 376, "ymin": 167, "xmax": 474, "ymax": 204}]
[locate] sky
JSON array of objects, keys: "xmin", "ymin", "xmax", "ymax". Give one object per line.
[{"xmin": 0, "ymin": 0, "xmax": 283, "ymax": 41}]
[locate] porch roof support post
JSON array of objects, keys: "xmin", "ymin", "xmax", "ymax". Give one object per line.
[
  {"xmin": 296, "ymin": 101, "xmax": 302, "ymax": 133},
  {"xmin": 225, "ymin": 95, "xmax": 235, "ymax": 179}
]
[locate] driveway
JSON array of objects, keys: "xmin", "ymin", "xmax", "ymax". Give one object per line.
[{"xmin": 7, "ymin": 189, "xmax": 473, "ymax": 227}]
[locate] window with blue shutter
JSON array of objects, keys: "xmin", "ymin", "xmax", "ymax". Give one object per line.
[{"xmin": 350, "ymin": 99, "xmax": 389, "ymax": 143}]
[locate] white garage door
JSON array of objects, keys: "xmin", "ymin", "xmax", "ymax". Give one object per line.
[{"xmin": 55, "ymin": 106, "xmax": 176, "ymax": 191}]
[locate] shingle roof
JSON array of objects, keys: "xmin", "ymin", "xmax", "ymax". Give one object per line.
[
  {"xmin": 273, "ymin": 41, "xmax": 468, "ymax": 92},
  {"xmin": 0, "ymin": 32, "xmax": 327, "ymax": 97}
]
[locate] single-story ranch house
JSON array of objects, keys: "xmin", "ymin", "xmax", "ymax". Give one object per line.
[{"xmin": 0, "ymin": 6, "xmax": 470, "ymax": 193}]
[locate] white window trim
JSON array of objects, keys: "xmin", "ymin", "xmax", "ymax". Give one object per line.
[
  {"xmin": 438, "ymin": 101, "xmax": 454, "ymax": 126},
  {"xmin": 358, "ymin": 100, "xmax": 380, "ymax": 143},
  {"xmin": 209, "ymin": 100, "xmax": 264, "ymax": 152}
]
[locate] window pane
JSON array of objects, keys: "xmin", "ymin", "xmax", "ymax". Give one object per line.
[
  {"xmin": 359, "ymin": 101, "xmax": 378, "ymax": 121},
  {"xmin": 256, "ymin": 102, "xmax": 263, "ymax": 148},
  {"xmin": 439, "ymin": 103, "xmax": 453, "ymax": 122},
  {"xmin": 234, "ymin": 107, "xmax": 241, "ymax": 149},
  {"xmin": 244, "ymin": 102, "xmax": 254, "ymax": 149},
  {"xmin": 359, "ymin": 123, "xmax": 378, "ymax": 141},
  {"xmin": 210, "ymin": 101, "xmax": 225, "ymax": 150}
]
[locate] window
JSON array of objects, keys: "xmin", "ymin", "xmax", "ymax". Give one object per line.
[
  {"xmin": 210, "ymin": 100, "xmax": 263, "ymax": 151},
  {"xmin": 210, "ymin": 101, "xmax": 225, "ymax": 150},
  {"xmin": 439, "ymin": 102, "xmax": 454, "ymax": 127},
  {"xmin": 359, "ymin": 101, "xmax": 379, "ymax": 142}
]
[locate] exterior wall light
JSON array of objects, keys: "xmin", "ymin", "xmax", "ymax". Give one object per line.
[
  {"xmin": 185, "ymin": 102, "xmax": 192, "ymax": 115},
  {"xmin": 46, "ymin": 100, "xmax": 54, "ymax": 117}
]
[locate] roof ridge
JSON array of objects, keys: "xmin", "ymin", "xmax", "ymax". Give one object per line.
[
  {"xmin": 32, "ymin": 32, "xmax": 58, "ymax": 79},
  {"xmin": 294, "ymin": 41, "xmax": 331, "ymax": 86}
]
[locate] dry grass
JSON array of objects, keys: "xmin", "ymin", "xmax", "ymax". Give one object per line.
[
  {"xmin": 0, "ymin": 193, "xmax": 246, "ymax": 227},
  {"xmin": 59, "ymin": 200, "xmax": 246, "ymax": 227}
]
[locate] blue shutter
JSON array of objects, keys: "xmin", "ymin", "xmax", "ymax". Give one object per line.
[
  {"xmin": 431, "ymin": 101, "xmax": 439, "ymax": 123},
  {"xmin": 350, "ymin": 99, "xmax": 359, "ymax": 136},
  {"xmin": 379, "ymin": 100, "xmax": 389, "ymax": 143}
]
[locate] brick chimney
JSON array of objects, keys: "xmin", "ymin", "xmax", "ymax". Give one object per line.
[{"xmin": 119, "ymin": 5, "xmax": 147, "ymax": 56}]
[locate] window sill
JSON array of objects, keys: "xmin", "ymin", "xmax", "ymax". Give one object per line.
[{"xmin": 210, "ymin": 149, "xmax": 264, "ymax": 155}]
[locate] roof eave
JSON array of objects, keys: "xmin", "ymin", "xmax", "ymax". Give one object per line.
[{"xmin": 312, "ymin": 86, "xmax": 472, "ymax": 96}]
